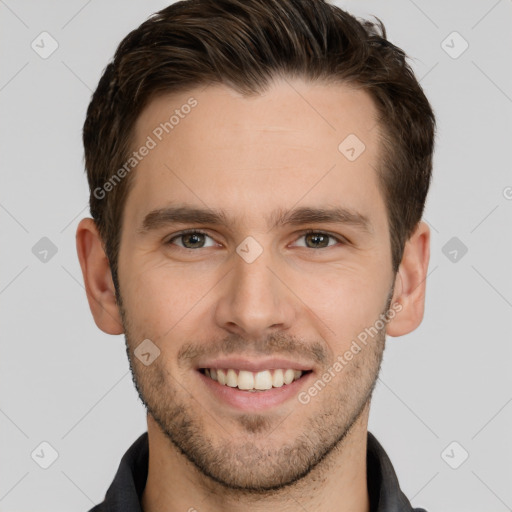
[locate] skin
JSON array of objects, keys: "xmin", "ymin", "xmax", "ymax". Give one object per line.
[{"xmin": 76, "ymin": 77, "xmax": 430, "ymax": 512}]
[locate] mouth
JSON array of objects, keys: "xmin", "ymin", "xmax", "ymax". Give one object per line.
[
  {"xmin": 196, "ymin": 360, "xmax": 315, "ymax": 411},
  {"xmin": 199, "ymin": 367, "xmax": 313, "ymax": 392}
]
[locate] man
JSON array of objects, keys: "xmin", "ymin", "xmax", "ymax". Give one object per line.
[{"xmin": 76, "ymin": 0, "xmax": 434, "ymax": 510}]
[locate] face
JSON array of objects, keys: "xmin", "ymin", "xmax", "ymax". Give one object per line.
[{"xmin": 116, "ymin": 78, "xmax": 396, "ymax": 491}]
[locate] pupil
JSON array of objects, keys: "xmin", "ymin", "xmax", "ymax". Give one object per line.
[
  {"xmin": 308, "ymin": 233, "xmax": 327, "ymax": 248},
  {"xmin": 185, "ymin": 233, "xmax": 203, "ymax": 248}
]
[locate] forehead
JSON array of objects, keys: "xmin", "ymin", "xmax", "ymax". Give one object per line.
[{"xmin": 125, "ymin": 78, "xmax": 386, "ymax": 232}]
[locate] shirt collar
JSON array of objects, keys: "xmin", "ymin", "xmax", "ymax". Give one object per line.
[{"xmin": 89, "ymin": 431, "xmax": 426, "ymax": 512}]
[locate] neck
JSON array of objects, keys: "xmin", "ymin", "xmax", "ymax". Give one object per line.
[{"xmin": 141, "ymin": 405, "xmax": 371, "ymax": 512}]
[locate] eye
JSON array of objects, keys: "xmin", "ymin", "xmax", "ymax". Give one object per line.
[
  {"xmin": 292, "ymin": 230, "xmax": 344, "ymax": 249},
  {"xmin": 166, "ymin": 230, "xmax": 218, "ymax": 249}
]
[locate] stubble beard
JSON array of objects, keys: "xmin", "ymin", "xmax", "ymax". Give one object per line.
[{"xmin": 119, "ymin": 295, "xmax": 390, "ymax": 494}]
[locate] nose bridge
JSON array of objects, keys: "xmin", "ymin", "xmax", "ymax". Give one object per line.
[
  {"xmin": 214, "ymin": 239, "xmax": 295, "ymax": 336},
  {"xmin": 235, "ymin": 248, "xmax": 277, "ymax": 305}
]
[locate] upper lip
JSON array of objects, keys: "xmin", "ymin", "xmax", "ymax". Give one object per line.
[{"xmin": 196, "ymin": 356, "xmax": 314, "ymax": 373}]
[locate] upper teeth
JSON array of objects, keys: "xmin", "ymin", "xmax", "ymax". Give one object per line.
[{"xmin": 204, "ymin": 368, "xmax": 303, "ymax": 390}]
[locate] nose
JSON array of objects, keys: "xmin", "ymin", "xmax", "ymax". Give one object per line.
[{"xmin": 213, "ymin": 245, "xmax": 297, "ymax": 339}]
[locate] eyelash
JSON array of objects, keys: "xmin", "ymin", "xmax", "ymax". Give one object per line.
[{"xmin": 166, "ymin": 229, "xmax": 347, "ymax": 250}]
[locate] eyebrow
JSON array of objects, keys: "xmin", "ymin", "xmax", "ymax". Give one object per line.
[{"xmin": 139, "ymin": 205, "xmax": 373, "ymax": 235}]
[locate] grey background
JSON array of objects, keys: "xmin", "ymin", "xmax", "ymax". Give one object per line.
[{"xmin": 1, "ymin": 0, "xmax": 511, "ymax": 511}]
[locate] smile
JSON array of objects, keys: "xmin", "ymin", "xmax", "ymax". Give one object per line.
[{"xmin": 200, "ymin": 368, "xmax": 311, "ymax": 391}]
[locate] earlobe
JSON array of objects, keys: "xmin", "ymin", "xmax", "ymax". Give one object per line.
[
  {"xmin": 76, "ymin": 218, "xmax": 124, "ymax": 335},
  {"xmin": 386, "ymin": 221, "xmax": 430, "ymax": 337}
]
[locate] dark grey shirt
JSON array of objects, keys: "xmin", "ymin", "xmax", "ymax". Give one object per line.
[{"xmin": 88, "ymin": 431, "xmax": 427, "ymax": 512}]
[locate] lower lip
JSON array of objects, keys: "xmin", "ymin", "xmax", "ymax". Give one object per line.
[{"xmin": 197, "ymin": 370, "xmax": 313, "ymax": 411}]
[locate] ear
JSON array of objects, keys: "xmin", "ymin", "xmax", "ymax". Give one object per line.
[
  {"xmin": 386, "ymin": 220, "xmax": 430, "ymax": 337},
  {"xmin": 75, "ymin": 218, "xmax": 124, "ymax": 335}
]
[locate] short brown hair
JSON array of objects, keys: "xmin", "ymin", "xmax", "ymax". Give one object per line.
[{"xmin": 83, "ymin": 0, "xmax": 435, "ymax": 292}]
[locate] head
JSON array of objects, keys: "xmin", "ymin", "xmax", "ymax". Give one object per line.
[{"xmin": 77, "ymin": 0, "xmax": 434, "ymax": 494}]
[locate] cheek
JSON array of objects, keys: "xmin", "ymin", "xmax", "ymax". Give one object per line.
[
  {"xmin": 121, "ymin": 259, "xmax": 216, "ymax": 336},
  {"xmin": 302, "ymin": 263, "xmax": 390, "ymax": 344}
]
